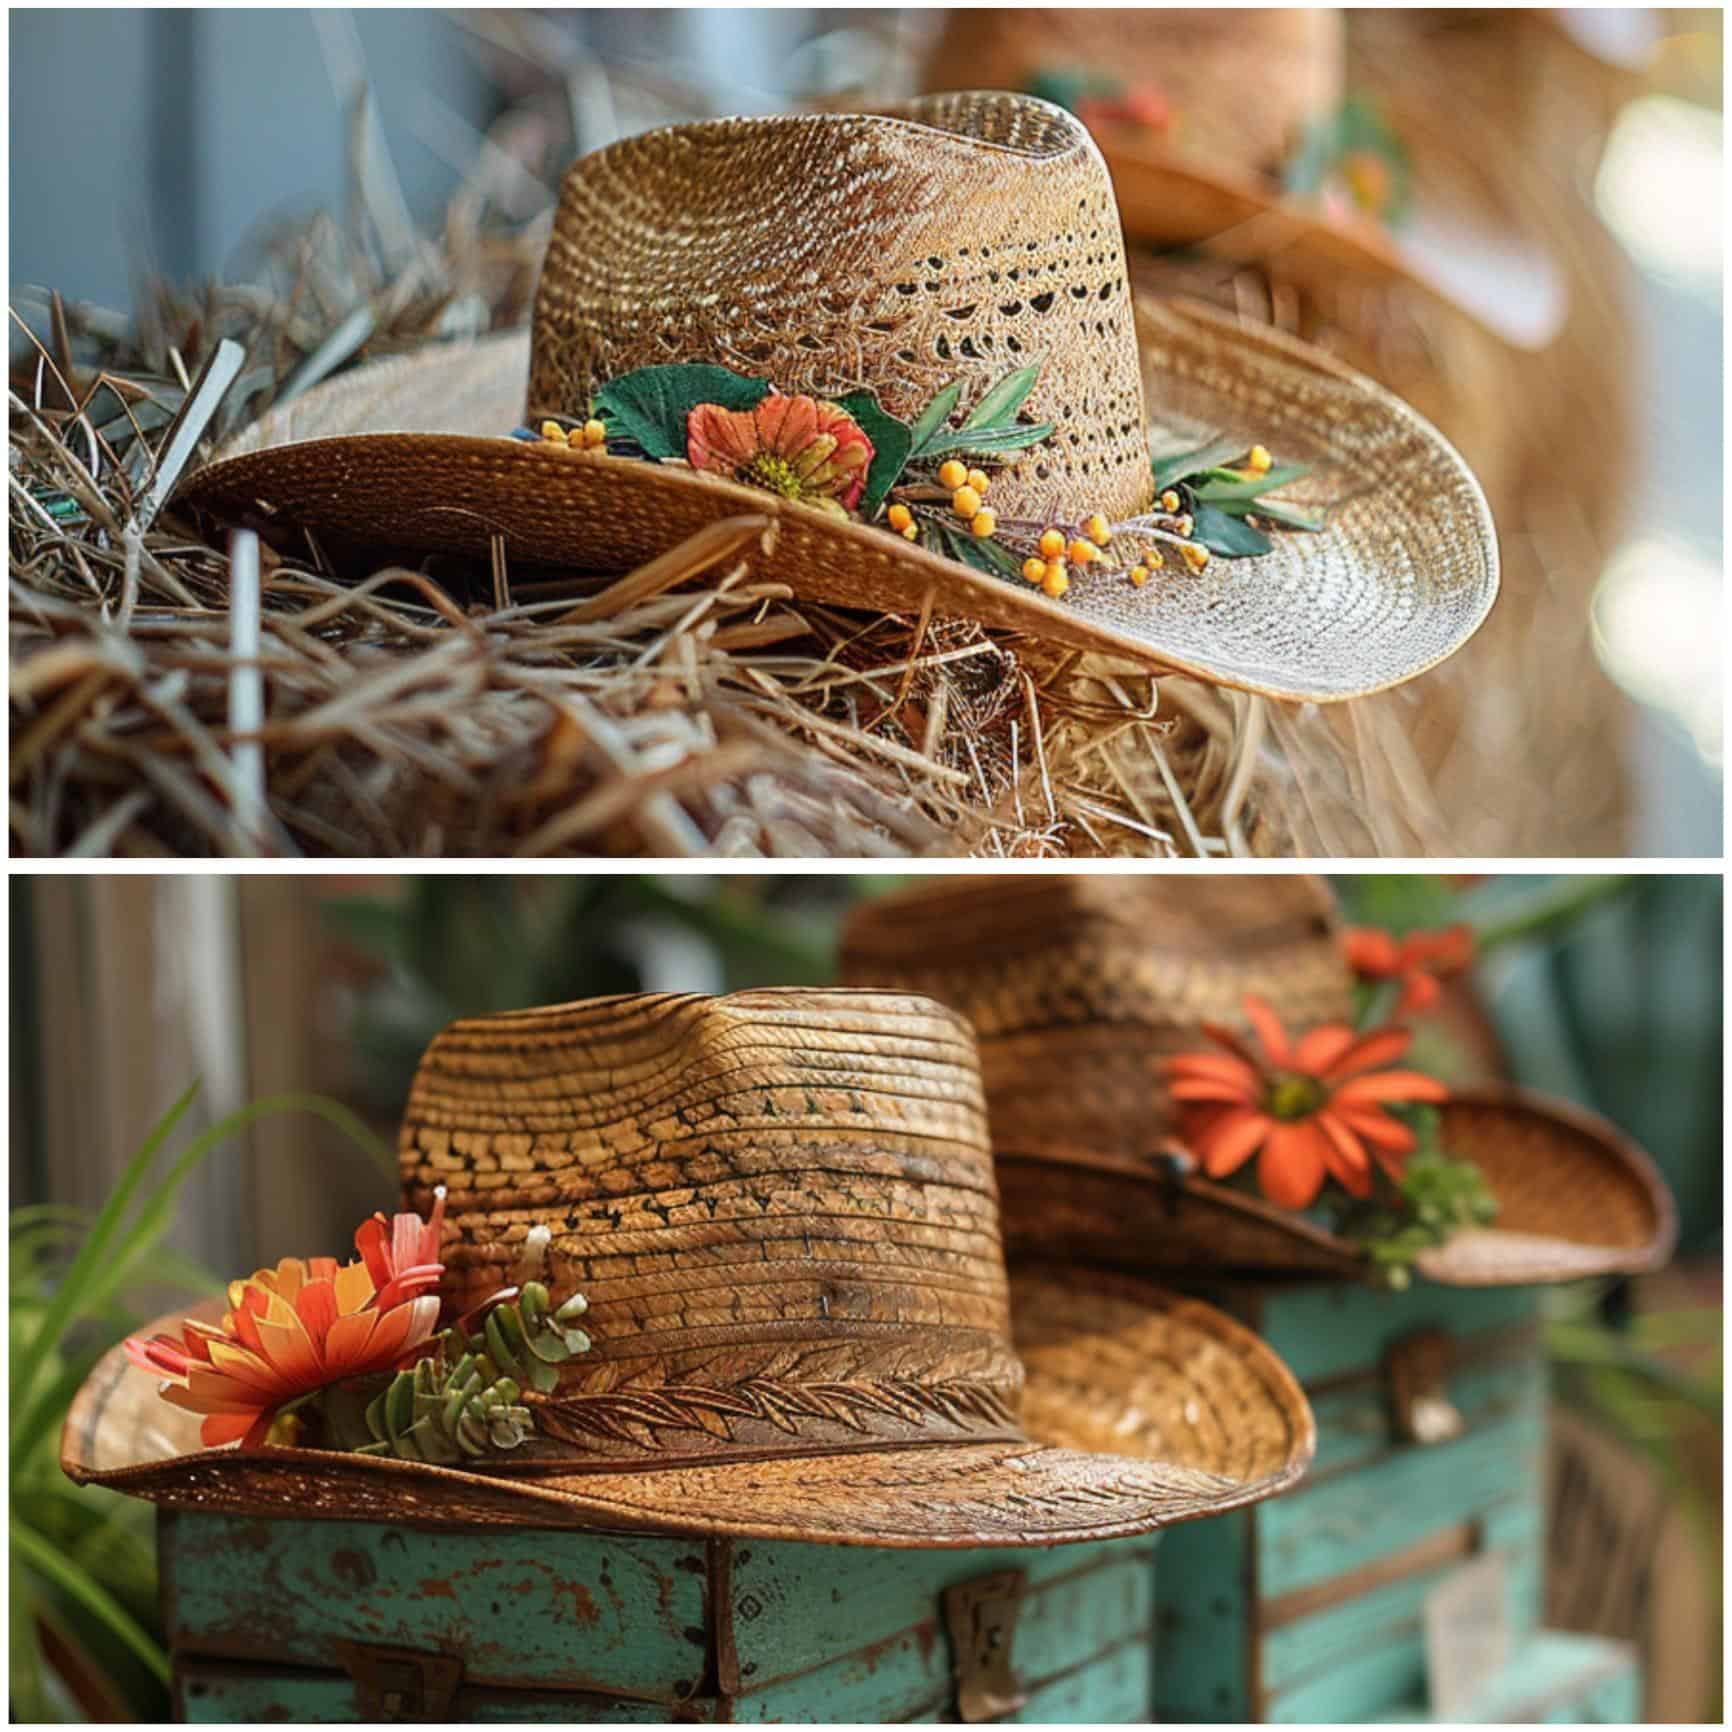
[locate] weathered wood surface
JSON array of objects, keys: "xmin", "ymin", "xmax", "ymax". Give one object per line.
[
  {"xmin": 164, "ymin": 1510, "xmax": 1156, "ymax": 1722},
  {"xmin": 1375, "ymin": 1630, "xmax": 1642, "ymax": 1723},
  {"xmin": 1153, "ymin": 1280, "xmax": 1641, "ymax": 1723}
]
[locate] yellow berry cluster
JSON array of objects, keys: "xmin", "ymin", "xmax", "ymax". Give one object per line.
[
  {"xmin": 938, "ymin": 459, "xmax": 997, "ymax": 539},
  {"xmin": 541, "ymin": 418, "xmax": 608, "ymax": 450},
  {"xmin": 1014, "ymin": 509, "xmax": 1126, "ymax": 601}
]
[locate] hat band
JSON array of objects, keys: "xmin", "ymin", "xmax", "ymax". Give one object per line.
[{"xmin": 518, "ymin": 1375, "xmax": 1023, "ymax": 1470}]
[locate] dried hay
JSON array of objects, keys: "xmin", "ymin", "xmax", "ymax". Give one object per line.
[
  {"xmin": 1129, "ymin": 10, "xmax": 1642, "ymax": 858},
  {"xmin": 12, "ymin": 108, "xmax": 1418, "ymax": 860}
]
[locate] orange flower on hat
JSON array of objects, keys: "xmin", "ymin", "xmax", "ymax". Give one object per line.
[
  {"xmin": 1160, "ymin": 996, "xmax": 1450, "ymax": 1210},
  {"xmin": 124, "ymin": 1194, "xmax": 447, "ymax": 1450},
  {"xmin": 687, "ymin": 393, "xmax": 874, "ymax": 517},
  {"xmin": 1344, "ymin": 924, "xmax": 1475, "ymax": 1012}
]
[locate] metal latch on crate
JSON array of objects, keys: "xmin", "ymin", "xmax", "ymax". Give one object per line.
[
  {"xmin": 943, "ymin": 1567, "xmax": 1029, "ymax": 1723},
  {"xmin": 335, "ymin": 1641, "xmax": 462, "ymax": 1721},
  {"xmin": 1384, "ymin": 1327, "xmax": 1466, "ymax": 1445}
]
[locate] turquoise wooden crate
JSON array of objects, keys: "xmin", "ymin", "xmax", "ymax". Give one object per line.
[
  {"xmin": 1153, "ymin": 1280, "xmax": 1641, "ymax": 1724},
  {"xmin": 161, "ymin": 1511, "xmax": 1155, "ymax": 1723}
]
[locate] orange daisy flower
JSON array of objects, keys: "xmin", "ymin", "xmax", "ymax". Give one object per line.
[
  {"xmin": 687, "ymin": 393, "xmax": 874, "ymax": 516},
  {"xmin": 124, "ymin": 1194, "xmax": 447, "ymax": 1449},
  {"xmin": 1343, "ymin": 923, "xmax": 1475, "ymax": 1013},
  {"xmin": 1160, "ymin": 995, "xmax": 1450, "ymax": 1210}
]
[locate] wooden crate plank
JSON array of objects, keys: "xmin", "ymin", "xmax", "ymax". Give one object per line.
[
  {"xmin": 1304, "ymin": 1356, "xmax": 1541, "ymax": 1478},
  {"xmin": 1262, "ymin": 1543, "xmax": 1544, "ymax": 1715},
  {"xmin": 1005, "ymin": 1636, "xmax": 1152, "ymax": 1723},
  {"xmin": 1373, "ymin": 1630, "xmax": 1641, "ymax": 1723},
  {"xmin": 1208, "ymin": 1282, "xmax": 1541, "ymax": 1387},
  {"xmin": 1258, "ymin": 1412, "xmax": 1546, "ymax": 1600},
  {"xmin": 178, "ymin": 1662, "xmax": 699, "ymax": 1723},
  {"xmin": 163, "ymin": 1512, "xmax": 710, "ymax": 1701},
  {"xmin": 732, "ymin": 1547, "xmax": 1152, "ymax": 1722},
  {"xmin": 1151, "ymin": 1501, "xmax": 1255, "ymax": 1721},
  {"xmin": 726, "ymin": 1533, "xmax": 1149, "ymax": 1688}
]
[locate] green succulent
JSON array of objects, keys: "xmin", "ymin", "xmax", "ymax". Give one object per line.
[{"xmin": 322, "ymin": 1284, "xmax": 591, "ymax": 1465}]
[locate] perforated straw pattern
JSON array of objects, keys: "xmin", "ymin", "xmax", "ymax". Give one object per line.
[{"xmin": 529, "ymin": 93, "xmax": 1154, "ymax": 524}]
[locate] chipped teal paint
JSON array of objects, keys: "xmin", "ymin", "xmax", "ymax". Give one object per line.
[
  {"xmin": 1248, "ymin": 1279, "xmax": 1540, "ymax": 1385},
  {"xmin": 165, "ymin": 1511, "xmax": 1155, "ymax": 1722},
  {"xmin": 1257, "ymin": 1407, "xmax": 1546, "ymax": 1598},
  {"xmin": 1259, "ymin": 1503, "xmax": 1544, "ymax": 1712},
  {"xmin": 1154, "ymin": 1280, "xmax": 1636, "ymax": 1723},
  {"xmin": 161, "ymin": 1513, "xmax": 711, "ymax": 1701},
  {"xmin": 728, "ymin": 1545, "xmax": 1152, "ymax": 1722}
]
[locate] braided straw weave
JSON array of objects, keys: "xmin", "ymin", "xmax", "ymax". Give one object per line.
[
  {"xmin": 65, "ymin": 988, "xmax": 1314, "ymax": 1546},
  {"xmin": 178, "ymin": 95, "xmax": 1497, "ymax": 705},
  {"xmin": 840, "ymin": 877, "xmax": 1676, "ymax": 1285}
]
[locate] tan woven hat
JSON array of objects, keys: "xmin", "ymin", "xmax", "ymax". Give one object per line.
[
  {"xmin": 65, "ymin": 989, "xmax": 1316, "ymax": 1548},
  {"xmin": 175, "ymin": 93, "xmax": 1497, "ymax": 705},
  {"xmin": 922, "ymin": 12, "xmax": 1566, "ymax": 350},
  {"xmin": 840, "ymin": 879, "xmax": 1677, "ymax": 1289}
]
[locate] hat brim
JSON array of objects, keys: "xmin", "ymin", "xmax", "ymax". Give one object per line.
[
  {"xmin": 175, "ymin": 300, "xmax": 1497, "ymax": 705},
  {"xmin": 995, "ymin": 1086, "xmax": 1677, "ymax": 1289},
  {"xmin": 62, "ymin": 1269, "xmax": 1312, "ymax": 1549},
  {"xmin": 1097, "ymin": 129, "xmax": 1567, "ymax": 350}
]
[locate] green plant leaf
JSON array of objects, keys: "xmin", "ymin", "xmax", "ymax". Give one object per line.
[
  {"xmin": 1189, "ymin": 502, "xmax": 1272, "ymax": 557},
  {"xmin": 8, "ymin": 1081, "xmax": 199, "ymax": 1444},
  {"xmin": 11, "ymin": 1518, "xmax": 170, "ymax": 1687},
  {"xmin": 594, "ymin": 363, "xmax": 771, "ymax": 461},
  {"xmin": 934, "ymin": 519, "xmax": 1025, "ymax": 583},
  {"xmin": 833, "ymin": 390, "xmax": 914, "ymax": 520},
  {"xmin": 907, "ymin": 381, "xmax": 963, "ymax": 457},
  {"xmin": 1150, "ymin": 437, "xmax": 1245, "ymax": 491},
  {"xmin": 961, "ymin": 363, "xmax": 1042, "ymax": 430},
  {"xmin": 9, "ymin": 1092, "xmax": 394, "ymax": 1471},
  {"xmin": 1228, "ymin": 496, "xmax": 1328, "ymax": 533},
  {"xmin": 1194, "ymin": 463, "xmax": 1312, "ymax": 502},
  {"xmin": 916, "ymin": 421, "xmax": 1055, "ymax": 459}
]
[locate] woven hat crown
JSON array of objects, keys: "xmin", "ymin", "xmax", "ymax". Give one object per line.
[
  {"xmin": 528, "ymin": 92, "xmax": 1155, "ymax": 524},
  {"xmin": 840, "ymin": 876, "xmax": 1348, "ymax": 1163},
  {"xmin": 400, "ymin": 988, "xmax": 1029, "ymax": 1468},
  {"xmin": 923, "ymin": 10, "xmax": 1343, "ymax": 182}
]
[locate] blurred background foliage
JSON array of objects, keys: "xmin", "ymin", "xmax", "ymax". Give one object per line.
[{"xmin": 8, "ymin": 870, "xmax": 1723, "ymax": 1720}]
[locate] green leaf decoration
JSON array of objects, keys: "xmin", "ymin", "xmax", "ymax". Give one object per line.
[
  {"xmin": 1281, "ymin": 96, "xmax": 1412, "ymax": 230},
  {"xmin": 594, "ymin": 363, "xmax": 771, "ymax": 461},
  {"xmin": 1190, "ymin": 501, "xmax": 1272, "ymax": 558},
  {"xmin": 1332, "ymin": 1107, "xmax": 1499, "ymax": 1290},
  {"xmin": 834, "ymin": 390, "xmax": 915, "ymax": 520},
  {"xmin": 1150, "ymin": 437, "xmax": 1246, "ymax": 492},
  {"xmin": 908, "ymin": 381, "xmax": 964, "ymax": 457},
  {"xmin": 1194, "ymin": 463, "xmax": 1313, "ymax": 502},
  {"xmin": 1230, "ymin": 495, "xmax": 1327, "ymax": 534},
  {"xmin": 319, "ymin": 1283, "xmax": 592, "ymax": 1464},
  {"xmin": 1024, "ymin": 69, "xmax": 1116, "ymax": 115},
  {"xmin": 934, "ymin": 519, "xmax": 1026, "ymax": 584},
  {"xmin": 917, "ymin": 421, "xmax": 1056, "ymax": 459},
  {"xmin": 961, "ymin": 362, "xmax": 1042, "ymax": 431}
]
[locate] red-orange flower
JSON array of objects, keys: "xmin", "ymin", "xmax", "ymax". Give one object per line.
[
  {"xmin": 1076, "ymin": 83, "xmax": 1171, "ymax": 135},
  {"xmin": 687, "ymin": 393, "xmax": 874, "ymax": 516},
  {"xmin": 1160, "ymin": 995, "xmax": 1450, "ymax": 1210},
  {"xmin": 1344, "ymin": 924, "xmax": 1475, "ymax": 1012},
  {"xmin": 125, "ymin": 1195, "xmax": 447, "ymax": 1449}
]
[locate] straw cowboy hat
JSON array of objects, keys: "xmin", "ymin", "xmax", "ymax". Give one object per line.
[
  {"xmin": 65, "ymin": 989, "xmax": 1316, "ymax": 1548},
  {"xmin": 922, "ymin": 12, "xmax": 1566, "ymax": 350},
  {"xmin": 176, "ymin": 93, "xmax": 1497, "ymax": 705},
  {"xmin": 840, "ymin": 879, "xmax": 1677, "ymax": 1288}
]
